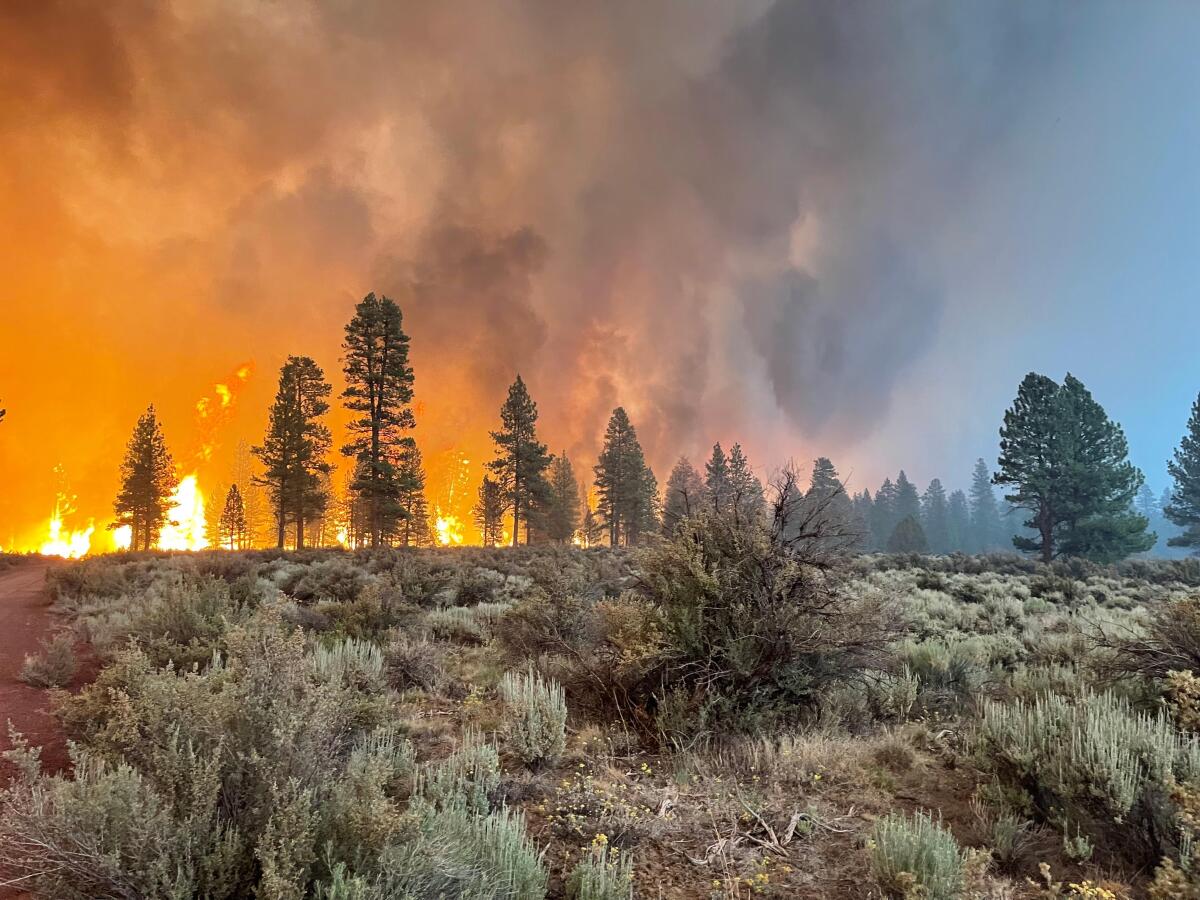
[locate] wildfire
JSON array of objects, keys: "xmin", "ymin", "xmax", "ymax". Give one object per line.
[
  {"xmin": 39, "ymin": 514, "xmax": 94, "ymax": 558},
  {"xmin": 435, "ymin": 510, "xmax": 465, "ymax": 546},
  {"xmin": 195, "ymin": 361, "xmax": 255, "ymax": 462},
  {"xmin": 157, "ymin": 474, "xmax": 209, "ymax": 551}
]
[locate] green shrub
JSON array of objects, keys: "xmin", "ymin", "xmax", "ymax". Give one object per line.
[
  {"xmin": 19, "ymin": 632, "xmax": 77, "ymax": 687},
  {"xmin": 870, "ymin": 811, "xmax": 966, "ymax": 900},
  {"xmin": 566, "ymin": 839, "xmax": 633, "ymax": 900},
  {"xmin": 311, "ymin": 637, "xmax": 386, "ymax": 691},
  {"xmin": 977, "ymin": 690, "xmax": 1200, "ymax": 863},
  {"xmin": 499, "ymin": 668, "xmax": 568, "ymax": 768},
  {"xmin": 417, "ymin": 728, "xmax": 502, "ymax": 815}
]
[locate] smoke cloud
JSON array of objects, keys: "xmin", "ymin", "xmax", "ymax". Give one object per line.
[{"xmin": 0, "ymin": 0, "xmax": 1093, "ymax": 541}]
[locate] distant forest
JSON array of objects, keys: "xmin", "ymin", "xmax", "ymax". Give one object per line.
[{"xmin": 24, "ymin": 293, "xmax": 1195, "ymax": 563}]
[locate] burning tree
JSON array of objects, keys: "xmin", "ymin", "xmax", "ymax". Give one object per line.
[
  {"xmin": 253, "ymin": 356, "xmax": 332, "ymax": 550},
  {"xmin": 341, "ymin": 293, "xmax": 416, "ymax": 547},
  {"xmin": 111, "ymin": 405, "xmax": 177, "ymax": 551},
  {"xmin": 487, "ymin": 375, "xmax": 551, "ymax": 546}
]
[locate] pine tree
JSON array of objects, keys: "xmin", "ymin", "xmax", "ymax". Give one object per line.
[
  {"xmin": 661, "ymin": 457, "xmax": 705, "ymax": 535},
  {"xmin": 473, "ymin": 476, "xmax": 506, "ymax": 547},
  {"xmin": 887, "ymin": 515, "xmax": 929, "ymax": 554},
  {"xmin": 1167, "ymin": 391, "xmax": 1200, "ymax": 552},
  {"xmin": 947, "ymin": 490, "xmax": 970, "ymax": 553},
  {"xmin": 852, "ymin": 490, "xmax": 875, "ymax": 550},
  {"xmin": 580, "ymin": 496, "xmax": 603, "ymax": 548},
  {"xmin": 968, "ymin": 458, "xmax": 1002, "ymax": 553},
  {"xmin": 727, "ymin": 443, "xmax": 765, "ymax": 523},
  {"xmin": 797, "ymin": 457, "xmax": 858, "ymax": 547},
  {"xmin": 111, "ymin": 405, "xmax": 178, "ymax": 551},
  {"xmin": 253, "ymin": 356, "xmax": 332, "ymax": 550},
  {"xmin": 341, "ymin": 293, "xmax": 416, "ymax": 547},
  {"xmin": 487, "ymin": 375, "xmax": 552, "ymax": 546},
  {"xmin": 394, "ymin": 440, "xmax": 429, "ymax": 547},
  {"xmin": 629, "ymin": 463, "xmax": 660, "ymax": 545},
  {"xmin": 995, "ymin": 372, "xmax": 1153, "ymax": 562},
  {"xmin": 543, "ymin": 454, "xmax": 582, "ymax": 543},
  {"xmin": 893, "ymin": 471, "xmax": 921, "ymax": 524},
  {"xmin": 871, "ymin": 478, "xmax": 897, "ymax": 551},
  {"xmin": 704, "ymin": 444, "xmax": 732, "ymax": 514},
  {"xmin": 920, "ymin": 479, "xmax": 950, "ymax": 554},
  {"xmin": 218, "ymin": 484, "xmax": 248, "ymax": 550},
  {"xmin": 593, "ymin": 407, "xmax": 655, "ymax": 547}
]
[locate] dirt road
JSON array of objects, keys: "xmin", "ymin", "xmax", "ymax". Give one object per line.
[{"xmin": 0, "ymin": 560, "xmax": 73, "ymax": 780}]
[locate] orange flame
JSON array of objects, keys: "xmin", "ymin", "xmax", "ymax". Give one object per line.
[{"xmin": 157, "ymin": 474, "xmax": 209, "ymax": 551}]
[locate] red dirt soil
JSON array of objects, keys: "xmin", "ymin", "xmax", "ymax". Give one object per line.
[{"xmin": 0, "ymin": 560, "xmax": 96, "ymax": 782}]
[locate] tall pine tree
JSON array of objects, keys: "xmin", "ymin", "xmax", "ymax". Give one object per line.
[
  {"xmin": 947, "ymin": 490, "xmax": 970, "ymax": 553},
  {"xmin": 920, "ymin": 478, "xmax": 950, "ymax": 554},
  {"xmin": 1167, "ymin": 391, "xmax": 1200, "ymax": 552},
  {"xmin": 254, "ymin": 356, "xmax": 332, "ymax": 550},
  {"xmin": 394, "ymin": 440, "xmax": 429, "ymax": 547},
  {"xmin": 661, "ymin": 457, "xmax": 705, "ymax": 535},
  {"xmin": 341, "ymin": 293, "xmax": 416, "ymax": 547},
  {"xmin": 727, "ymin": 443, "xmax": 765, "ymax": 523},
  {"xmin": 218, "ymin": 484, "xmax": 248, "ymax": 550},
  {"xmin": 594, "ymin": 407, "xmax": 655, "ymax": 547},
  {"xmin": 893, "ymin": 471, "xmax": 921, "ymax": 524},
  {"xmin": 968, "ymin": 458, "xmax": 1002, "ymax": 553},
  {"xmin": 544, "ymin": 453, "xmax": 582, "ymax": 543},
  {"xmin": 871, "ymin": 478, "xmax": 897, "ymax": 551},
  {"xmin": 487, "ymin": 375, "xmax": 551, "ymax": 546},
  {"xmin": 112, "ymin": 405, "xmax": 177, "ymax": 551},
  {"xmin": 995, "ymin": 372, "xmax": 1153, "ymax": 562},
  {"xmin": 704, "ymin": 443, "xmax": 732, "ymax": 514},
  {"xmin": 473, "ymin": 476, "xmax": 506, "ymax": 547}
]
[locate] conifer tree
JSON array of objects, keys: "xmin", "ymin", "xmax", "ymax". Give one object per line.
[
  {"xmin": 871, "ymin": 478, "xmax": 897, "ymax": 550},
  {"xmin": 795, "ymin": 457, "xmax": 856, "ymax": 543},
  {"xmin": 487, "ymin": 375, "xmax": 552, "ymax": 546},
  {"xmin": 473, "ymin": 476, "xmax": 506, "ymax": 547},
  {"xmin": 629, "ymin": 464, "xmax": 660, "ymax": 544},
  {"xmin": 253, "ymin": 356, "xmax": 332, "ymax": 550},
  {"xmin": 394, "ymin": 440, "xmax": 429, "ymax": 547},
  {"xmin": 852, "ymin": 490, "xmax": 875, "ymax": 550},
  {"xmin": 996, "ymin": 372, "xmax": 1153, "ymax": 562},
  {"xmin": 112, "ymin": 405, "xmax": 178, "ymax": 551},
  {"xmin": 218, "ymin": 484, "xmax": 248, "ymax": 550},
  {"xmin": 661, "ymin": 457, "xmax": 705, "ymax": 535},
  {"xmin": 920, "ymin": 478, "xmax": 950, "ymax": 554},
  {"xmin": 947, "ymin": 489, "xmax": 970, "ymax": 553},
  {"xmin": 341, "ymin": 293, "xmax": 416, "ymax": 547},
  {"xmin": 728, "ymin": 443, "xmax": 766, "ymax": 523},
  {"xmin": 704, "ymin": 443, "xmax": 732, "ymax": 514},
  {"xmin": 543, "ymin": 454, "xmax": 582, "ymax": 543},
  {"xmin": 580, "ymin": 495, "xmax": 603, "ymax": 548},
  {"xmin": 1167, "ymin": 391, "xmax": 1200, "ymax": 552},
  {"xmin": 887, "ymin": 515, "xmax": 929, "ymax": 554},
  {"xmin": 594, "ymin": 407, "xmax": 656, "ymax": 547},
  {"xmin": 893, "ymin": 471, "xmax": 921, "ymax": 524},
  {"xmin": 968, "ymin": 458, "xmax": 1002, "ymax": 553}
]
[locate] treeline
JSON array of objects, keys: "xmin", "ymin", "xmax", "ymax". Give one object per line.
[{"xmin": 104, "ymin": 292, "xmax": 1200, "ymax": 560}]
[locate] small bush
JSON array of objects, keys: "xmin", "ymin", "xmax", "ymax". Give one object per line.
[
  {"xmin": 870, "ymin": 811, "xmax": 966, "ymax": 900},
  {"xmin": 384, "ymin": 635, "xmax": 448, "ymax": 693},
  {"xmin": 499, "ymin": 668, "xmax": 568, "ymax": 768},
  {"xmin": 311, "ymin": 637, "xmax": 385, "ymax": 692},
  {"xmin": 977, "ymin": 690, "xmax": 1200, "ymax": 864},
  {"xmin": 566, "ymin": 837, "xmax": 633, "ymax": 900},
  {"xmin": 19, "ymin": 632, "xmax": 77, "ymax": 687}
]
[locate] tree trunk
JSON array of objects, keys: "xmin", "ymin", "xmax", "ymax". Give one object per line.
[
  {"xmin": 296, "ymin": 512, "xmax": 305, "ymax": 550},
  {"xmin": 277, "ymin": 497, "xmax": 286, "ymax": 549}
]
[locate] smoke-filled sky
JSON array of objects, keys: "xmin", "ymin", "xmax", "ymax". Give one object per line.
[{"xmin": 1, "ymin": 0, "xmax": 1198, "ymax": 547}]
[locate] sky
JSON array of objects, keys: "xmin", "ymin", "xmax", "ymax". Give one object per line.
[{"xmin": 0, "ymin": 0, "xmax": 1198, "ymax": 548}]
